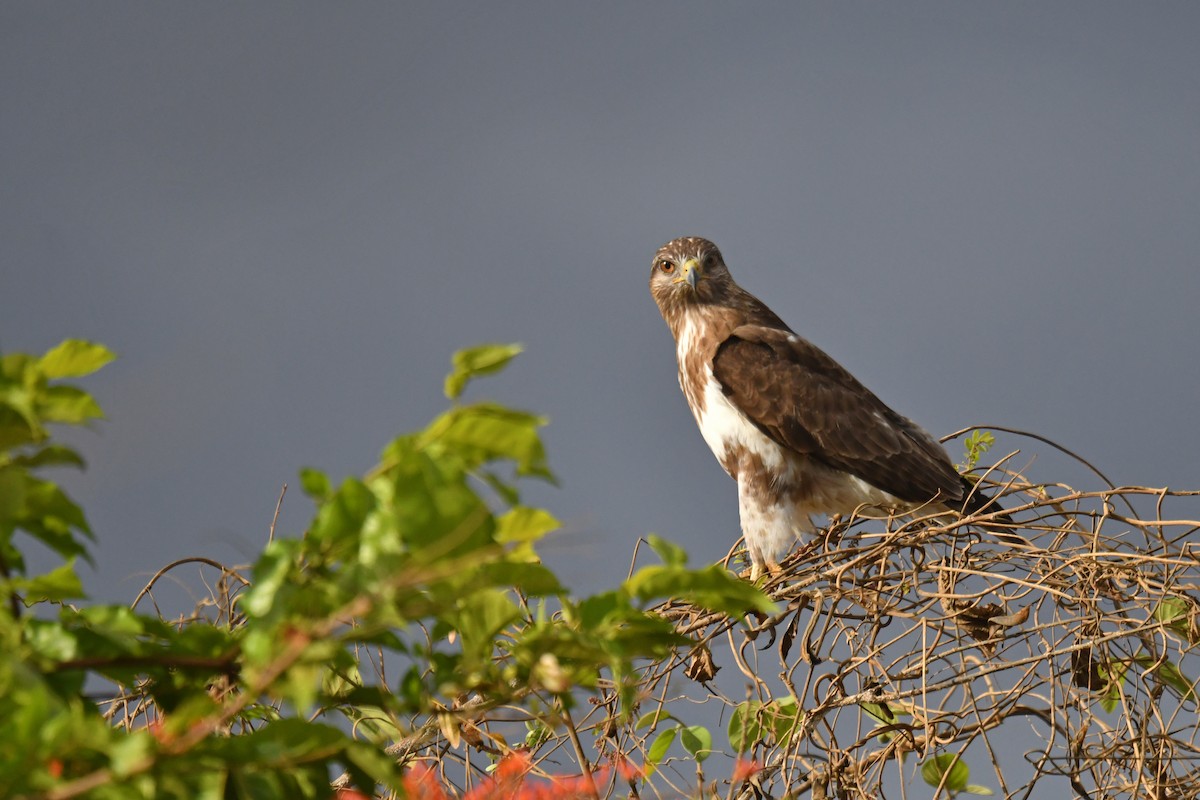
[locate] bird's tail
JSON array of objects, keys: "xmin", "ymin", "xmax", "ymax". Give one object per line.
[{"xmin": 959, "ymin": 476, "xmax": 1022, "ymax": 540}]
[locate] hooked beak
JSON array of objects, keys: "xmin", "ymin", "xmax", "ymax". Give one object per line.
[{"xmin": 677, "ymin": 258, "xmax": 701, "ymax": 290}]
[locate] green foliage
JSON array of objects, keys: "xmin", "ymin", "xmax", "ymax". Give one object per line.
[
  {"xmin": 0, "ymin": 339, "xmax": 772, "ymax": 798},
  {"xmin": 641, "ymin": 714, "xmax": 714, "ymax": 772},
  {"xmin": 921, "ymin": 753, "xmax": 993, "ymax": 797},
  {"xmin": 443, "ymin": 342, "xmax": 523, "ymax": 400},
  {"xmin": 1, "ymin": 339, "xmax": 109, "ymax": 574},
  {"xmin": 727, "ymin": 696, "xmax": 802, "ymax": 753},
  {"xmin": 960, "ymin": 429, "xmax": 995, "ymax": 471}
]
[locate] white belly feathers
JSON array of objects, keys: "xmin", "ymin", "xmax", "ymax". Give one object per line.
[{"xmin": 676, "ymin": 318, "xmax": 904, "ymax": 569}]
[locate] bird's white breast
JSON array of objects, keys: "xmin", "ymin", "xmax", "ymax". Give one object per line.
[{"xmin": 677, "ymin": 319, "xmax": 788, "ymax": 475}]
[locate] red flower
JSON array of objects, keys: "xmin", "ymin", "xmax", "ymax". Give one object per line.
[
  {"xmin": 614, "ymin": 756, "xmax": 644, "ymax": 782},
  {"xmin": 402, "ymin": 764, "xmax": 450, "ymax": 800},
  {"xmin": 731, "ymin": 757, "xmax": 762, "ymax": 784}
]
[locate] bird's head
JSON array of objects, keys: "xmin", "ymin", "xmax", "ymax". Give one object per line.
[{"xmin": 648, "ymin": 236, "xmax": 732, "ymax": 314}]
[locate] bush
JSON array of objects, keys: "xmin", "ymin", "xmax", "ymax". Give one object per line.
[{"xmin": 3, "ymin": 340, "xmax": 1198, "ymax": 799}]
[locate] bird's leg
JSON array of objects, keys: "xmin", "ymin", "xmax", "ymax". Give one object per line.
[{"xmin": 747, "ymin": 558, "xmax": 783, "ymax": 584}]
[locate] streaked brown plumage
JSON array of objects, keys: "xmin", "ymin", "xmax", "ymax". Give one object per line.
[{"xmin": 649, "ymin": 236, "xmax": 1007, "ymax": 578}]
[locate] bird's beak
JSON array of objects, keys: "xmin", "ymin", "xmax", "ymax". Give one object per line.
[{"xmin": 677, "ymin": 258, "xmax": 701, "ymax": 290}]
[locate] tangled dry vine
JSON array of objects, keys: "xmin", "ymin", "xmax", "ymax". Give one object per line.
[{"xmin": 106, "ymin": 432, "xmax": 1200, "ymax": 800}]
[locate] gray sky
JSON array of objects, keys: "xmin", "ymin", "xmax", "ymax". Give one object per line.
[{"xmin": 3, "ymin": 3, "xmax": 1198, "ymax": 602}]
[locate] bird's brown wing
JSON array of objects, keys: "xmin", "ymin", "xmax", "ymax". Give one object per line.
[{"xmin": 710, "ymin": 325, "xmax": 965, "ymax": 505}]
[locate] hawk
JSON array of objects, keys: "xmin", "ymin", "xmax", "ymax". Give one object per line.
[{"xmin": 649, "ymin": 236, "xmax": 1008, "ymax": 579}]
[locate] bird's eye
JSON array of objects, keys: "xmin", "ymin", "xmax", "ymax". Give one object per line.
[
  {"xmin": 703, "ymin": 253, "xmax": 717, "ymax": 269},
  {"xmin": 657, "ymin": 260, "xmax": 675, "ymax": 274}
]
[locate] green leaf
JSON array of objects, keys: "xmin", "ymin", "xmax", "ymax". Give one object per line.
[
  {"xmin": 15, "ymin": 477, "xmax": 94, "ymax": 563},
  {"xmin": 426, "ymin": 402, "xmax": 551, "ymax": 479},
  {"xmin": 1154, "ymin": 596, "xmax": 1196, "ymax": 640},
  {"xmin": 0, "ymin": 402, "xmax": 39, "ymax": 449},
  {"xmin": 309, "ymin": 477, "xmax": 376, "ymax": 547},
  {"xmin": 680, "ymin": 725, "xmax": 712, "ymax": 762},
  {"xmin": 965, "ymin": 785, "xmax": 995, "ymax": 796},
  {"xmin": 765, "ymin": 696, "xmax": 802, "ymax": 745},
  {"xmin": 474, "ymin": 562, "xmax": 563, "ymax": 596},
  {"xmin": 727, "ymin": 700, "xmax": 763, "ymax": 752},
  {"xmin": 9, "ymin": 445, "xmax": 86, "ymax": 470},
  {"xmin": 444, "ymin": 343, "xmax": 523, "ymax": 399},
  {"xmin": 1155, "ymin": 596, "xmax": 1189, "ymax": 624},
  {"xmin": 38, "ymin": 340, "xmax": 115, "ymax": 379},
  {"xmin": 636, "ymin": 709, "xmax": 672, "ymax": 731},
  {"xmin": 299, "ymin": 467, "xmax": 331, "ymax": 501},
  {"xmin": 107, "ymin": 731, "xmax": 153, "ymax": 776},
  {"xmin": 454, "ymin": 589, "xmax": 520, "ymax": 666},
  {"xmin": 961, "ymin": 429, "xmax": 995, "ymax": 470},
  {"xmin": 341, "ymin": 736, "xmax": 403, "ymax": 789},
  {"xmin": 496, "ymin": 506, "xmax": 559, "ymax": 544},
  {"xmin": 860, "ymin": 701, "xmax": 897, "ymax": 724},
  {"xmin": 1099, "ymin": 660, "xmax": 1128, "ymax": 714},
  {"xmin": 15, "ymin": 559, "xmax": 85, "ymax": 603},
  {"xmin": 1133, "ymin": 653, "xmax": 1197, "ymax": 700},
  {"xmin": 626, "ymin": 563, "xmax": 776, "ymax": 615},
  {"xmin": 646, "ymin": 725, "xmax": 678, "ymax": 768},
  {"xmin": 38, "ymin": 385, "xmax": 104, "ymax": 423},
  {"xmin": 921, "ymin": 753, "xmax": 969, "ymax": 793},
  {"xmin": 0, "ymin": 465, "xmax": 26, "ymax": 522},
  {"xmin": 575, "ymin": 591, "xmax": 623, "ymax": 630},
  {"xmin": 646, "ymin": 534, "xmax": 687, "ymax": 567}
]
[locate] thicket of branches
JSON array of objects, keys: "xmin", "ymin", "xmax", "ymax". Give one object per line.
[{"xmin": 3, "ymin": 340, "xmax": 1198, "ymax": 799}]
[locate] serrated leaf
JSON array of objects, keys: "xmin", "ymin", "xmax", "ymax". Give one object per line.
[
  {"xmin": 444, "ymin": 343, "xmax": 523, "ymax": 399},
  {"xmin": 426, "ymin": 402, "xmax": 551, "ymax": 479},
  {"xmin": 626, "ymin": 563, "xmax": 776, "ymax": 615},
  {"xmin": 16, "ymin": 559, "xmax": 85, "ymax": 603},
  {"xmin": 496, "ymin": 506, "xmax": 559, "ymax": 544},
  {"xmin": 39, "ymin": 340, "xmax": 115, "ymax": 379}
]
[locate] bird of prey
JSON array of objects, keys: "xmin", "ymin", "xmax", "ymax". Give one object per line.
[{"xmin": 649, "ymin": 236, "xmax": 1007, "ymax": 579}]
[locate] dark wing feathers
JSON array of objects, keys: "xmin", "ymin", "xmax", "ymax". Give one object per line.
[{"xmin": 711, "ymin": 325, "xmax": 965, "ymax": 505}]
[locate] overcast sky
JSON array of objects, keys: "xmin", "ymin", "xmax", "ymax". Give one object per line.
[{"xmin": 3, "ymin": 3, "xmax": 1198, "ymax": 603}]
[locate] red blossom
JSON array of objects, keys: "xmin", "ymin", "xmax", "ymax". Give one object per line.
[
  {"xmin": 613, "ymin": 756, "xmax": 644, "ymax": 782},
  {"xmin": 461, "ymin": 753, "xmax": 526, "ymax": 799},
  {"xmin": 403, "ymin": 764, "xmax": 450, "ymax": 800},
  {"xmin": 731, "ymin": 757, "xmax": 763, "ymax": 784},
  {"xmin": 400, "ymin": 756, "xmax": 612, "ymax": 800}
]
